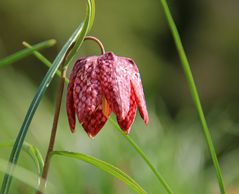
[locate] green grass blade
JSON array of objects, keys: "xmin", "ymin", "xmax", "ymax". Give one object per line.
[
  {"xmin": 22, "ymin": 42, "xmax": 174, "ymax": 194},
  {"xmin": 0, "ymin": 141, "xmax": 44, "ymax": 176},
  {"xmin": 63, "ymin": 0, "xmax": 93, "ymax": 66},
  {"xmin": 22, "ymin": 41, "xmax": 69, "ymax": 83},
  {"xmin": 88, "ymin": 0, "xmax": 95, "ymax": 32},
  {"xmin": 24, "ymin": 142, "xmax": 44, "ymax": 175},
  {"xmin": 0, "ymin": 1, "xmax": 94, "ymax": 193},
  {"xmin": 0, "ymin": 158, "xmax": 40, "ymax": 192},
  {"xmin": 51, "ymin": 151, "xmax": 146, "ymax": 194},
  {"xmin": 0, "ymin": 39, "xmax": 56, "ymax": 67},
  {"xmin": 159, "ymin": 0, "xmax": 225, "ymax": 193},
  {"xmin": 0, "ymin": 158, "xmax": 54, "ymax": 193},
  {"xmin": 109, "ymin": 119, "xmax": 174, "ymax": 194}
]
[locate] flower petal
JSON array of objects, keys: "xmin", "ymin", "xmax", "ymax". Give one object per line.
[
  {"xmin": 127, "ymin": 59, "xmax": 149, "ymax": 125},
  {"xmin": 66, "ymin": 58, "xmax": 86, "ymax": 132},
  {"xmin": 98, "ymin": 52, "xmax": 132, "ymax": 120},
  {"xmin": 117, "ymin": 84, "xmax": 137, "ymax": 133},
  {"xmin": 73, "ymin": 56, "xmax": 103, "ymax": 124},
  {"xmin": 81, "ymin": 105, "xmax": 109, "ymax": 138}
]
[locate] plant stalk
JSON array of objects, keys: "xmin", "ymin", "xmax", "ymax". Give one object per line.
[
  {"xmin": 84, "ymin": 36, "xmax": 105, "ymax": 54},
  {"xmin": 159, "ymin": 0, "xmax": 225, "ymax": 193},
  {"xmin": 36, "ymin": 66, "xmax": 66, "ymax": 194}
]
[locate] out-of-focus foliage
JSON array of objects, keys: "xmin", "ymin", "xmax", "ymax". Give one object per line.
[{"xmin": 0, "ymin": 0, "xmax": 239, "ymax": 193}]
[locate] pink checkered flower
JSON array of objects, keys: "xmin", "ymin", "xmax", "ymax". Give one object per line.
[{"xmin": 66, "ymin": 52, "xmax": 148, "ymax": 138}]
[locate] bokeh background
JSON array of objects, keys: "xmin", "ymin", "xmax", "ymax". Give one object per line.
[{"xmin": 0, "ymin": 0, "xmax": 239, "ymax": 193}]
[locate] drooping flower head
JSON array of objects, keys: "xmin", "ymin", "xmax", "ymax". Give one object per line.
[{"xmin": 66, "ymin": 52, "xmax": 148, "ymax": 138}]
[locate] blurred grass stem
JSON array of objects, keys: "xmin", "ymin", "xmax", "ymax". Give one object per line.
[
  {"xmin": 0, "ymin": 39, "xmax": 56, "ymax": 67},
  {"xmin": 159, "ymin": 0, "xmax": 225, "ymax": 193},
  {"xmin": 110, "ymin": 119, "xmax": 174, "ymax": 194}
]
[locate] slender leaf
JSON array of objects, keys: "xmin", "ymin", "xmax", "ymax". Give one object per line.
[
  {"xmin": 22, "ymin": 41, "xmax": 61, "ymax": 79},
  {"xmin": 0, "ymin": 141, "xmax": 44, "ymax": 176},
  {"xmin": 22, "ymin": 41, "xmax": 69, "ymax": 83},
  {"xmin": 88, "ymin": 0, "xmax": 95, "ymax": 32},
  {"xmin": 0, "ymin": 1, "xmax": 95, "ymax": 193},
  {"xmin": 63, "ymin": 0, "xmax": 93, "ymax": 66},
  {"xmin": 51, "ymin": 151, "xmax": 146, "ymax": 194},
  {"xmin": 0, "ymin": 158, "xmax": 54, "ymax": 193},
  {"xmin": 109, "ymin": 118, "xmax": 174, "ymax": 194},
  {"xmin": 159, "ymin": 0, "xmax": 225, "ymax": 193},
  {"xmin": 0, "ymin": 39, "xmax": 56, "ymax": 67}
]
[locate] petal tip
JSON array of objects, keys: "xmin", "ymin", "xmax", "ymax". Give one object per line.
[
  {"xmin": 70, "ymin": 126, "xmax": 76, "ymax": 133},
  {"xmin": 144, "ymin": 115, "xmax": 149, "ymax": 126},
  {"xmin": 87, "ymin": 133, "xmax": 96, "ymax": 139},
  {"xmin": 124, "ymin": 127, "xmax": 131, "ymax": 135}
]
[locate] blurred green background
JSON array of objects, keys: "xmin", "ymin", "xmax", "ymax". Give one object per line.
[{"xmin": 0, "ymin": 0, "xmax": 239, "ymax": 193}]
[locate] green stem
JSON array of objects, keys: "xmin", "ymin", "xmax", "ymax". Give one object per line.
[
  {"xmin": 36, "ymin": 66, "xmax": 66, "ymax": 194},
  {"xmin": 109, "ymin": 119, "xmax": 173, "ymax": 194},
  {"xmin": 159, "ymin": 0, "xmax": 225, "ymax": 193},
  {"xmin": 84, "ymin": 36, "xmax": 105, "ymax": 54},
  {"xmin": 23, "ymin": 43, "xmax": 174, "ymax": 194},
  {"xmin": 0, "ymin": 39, "xmax": 56, "ymax": 67}
]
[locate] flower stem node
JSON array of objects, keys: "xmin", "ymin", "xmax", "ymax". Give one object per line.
[{"xmin": 67, "ymin": 52, "xmax": 148, "ymax": 138}]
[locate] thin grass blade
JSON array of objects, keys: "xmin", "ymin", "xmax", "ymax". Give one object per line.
[
  {"xmin": 0, "ymin": 39, "xmax": 56, "ymax": 67},
  {"xmin": 109, "ymin": 118, "xmax": 174, "ymax": 194},
  {"xmin": 0, "ymin": 141, "xmax": 44, "ymax": 176},
  {"xmin": 88, "ymin": 0, "xmax": 95, "ymax": 32},
  {"xmin": 159, "ymin": 0, "xmax": 225, "ymax": 193},
  {"xmin": 22, "ymin": 41, "xmax": 69, "ymax": 83},
  {"xmin": 0, "ymin": 158, "xmax": 54, "ymax": 193},
  {"xmin": 51, "ymin": 151, "xmax": 146, "ymax": 194}
]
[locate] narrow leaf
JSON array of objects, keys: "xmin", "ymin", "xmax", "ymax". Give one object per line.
[
  {"xmin": 0, "ymin": 39, "xmax": 56, "ymax": 67},
  {"xmin": 63, "ymin": 0, "xmax": 93, "ymax": 66},
  {"xmin": 0, "ymin": 141, "xmax": 44, "ymax": 176},
  {"xmin": 0, "ymin": 158, "xmax": 54, "ymax": 193},
  {"xmin": 109, "ymin": 118, "xmax": 174, "ymax": 194},
  {"xmin": 160, "ymin": 0, "xmax": 225, "ymax": 193},
  {"xmin": 22, "ymin": 41, "xmax": 69, "ymax": 83},
  {"xmin": 51, "ymin": 151, "xmax": 146, "ymax": 194},
  {"xmin": 88, "ymin": 0, "xmax": 95, "ymax": 32},
  {"xmin": 1, "ymin": 1, "xmax": 95, "ymax": 193}
]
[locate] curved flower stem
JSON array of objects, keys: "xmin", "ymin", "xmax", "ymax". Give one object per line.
[
  {"xmin": 84, "ymin": 36, "xmax": 105, "ymax": 54},
  {"xmin": 36, "ymin": 66, "xmax": 66, "ymax": 194},
  {"xmin": 109, "ymin": 119, "xmax": 174, "ymax": 194},
  {"xmin": 159, "ymin": 0, "xmax": 225, "ymax": 193}
]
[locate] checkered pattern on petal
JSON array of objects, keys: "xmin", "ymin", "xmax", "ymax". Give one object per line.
[
  {"xmin": 98, "ymin": 52, "xmax": 132, "ymax": 120},
  {"xmin": 66, "ymin": 58, "xmax": 86, "ymax": 132}
]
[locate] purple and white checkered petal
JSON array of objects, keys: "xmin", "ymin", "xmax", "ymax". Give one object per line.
[
  {"xmin": 66, "ymin": 58, "xmax": 87, "ymax": 132},
  {"xmin": 98, "ymin": 52, "xmax": 131, "ymax": 120},
  {"xmin": 127, "ymin": 59, "xmax": 149, "ymax": 125},
  {"xmin": 73, "ymin": 56, "xmax": 102, "ymax": 123}
]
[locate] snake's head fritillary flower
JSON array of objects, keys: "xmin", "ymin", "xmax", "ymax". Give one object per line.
[{"xmin": 66, "ymin": 52, "xmax": 148, "ymax": 138}]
